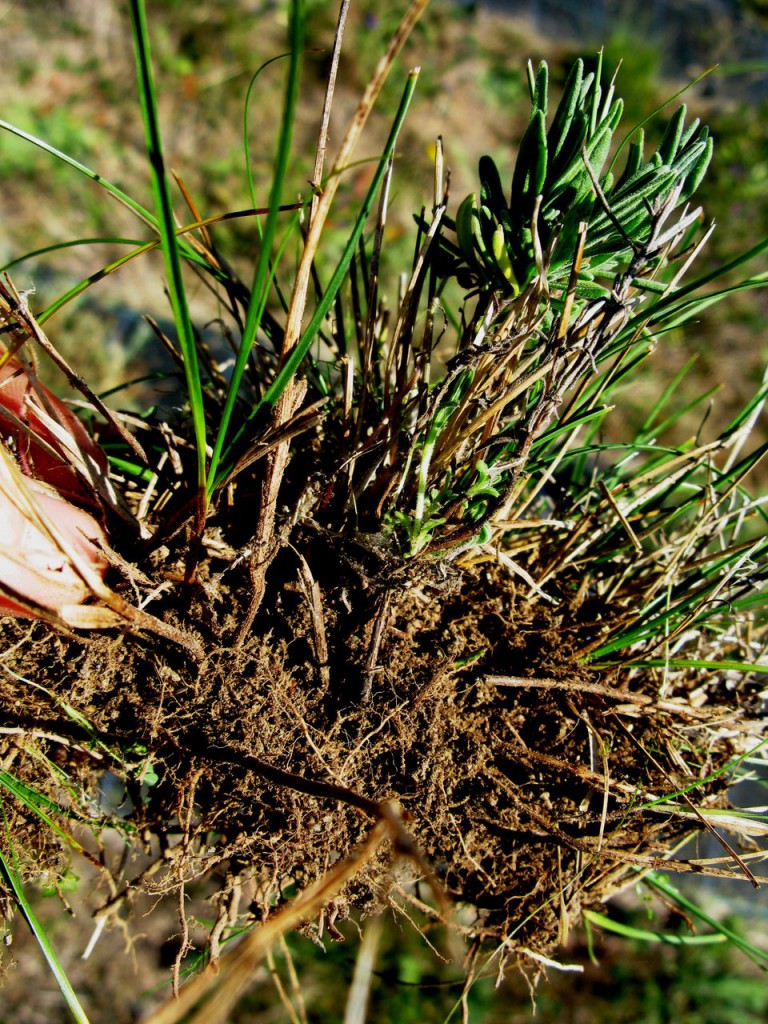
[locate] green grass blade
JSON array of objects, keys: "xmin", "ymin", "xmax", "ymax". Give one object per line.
[
  {"xmin": 0, "ymin": 771, "xmax": 95, "ymax": 854},
  {"xmin": 107, "ymin": 455, "xmax": 156, "ymax": 482},
  {"xmin": 0, "ymin": 808, "xmax": 92, "ymax": 1024},
  {"xmin": 37, "ymin": 241, "xmax": 157, "ymax": 324},
  {"xmin": 722, "ymin": 364, "xmax": 768, "ymax": 438},
  {"xmin": 213, "ymin": 68, "xmax": 420, "ymax": 490},
  {"xmin": 642, "ymin": 873, "xmax": 768, "ymax": 970},
  {"xmin": 243, "ymin": 56, "xmax": 296, "ymax": 320},
  {"xmin": 635, "ymin": 236, "xmax": 768, "ymax": 327},
  {"xmin": 129, "ymin": 0, "xmax": 208, "ymax": 501},
  {"xmin": 0, "ymin": 120, "xmax": 224, "ymax": 285},
  {"xmin": 631, "ymin": 743, "xmax": 768, "ymax": 812},
  {"xmin": 583, "ymin": 909, "xmax": 727, "ymax": 946},
  {"xmin": 3, "ymin": 668, "xmax": 119, "ymax": 760},
  {"xmin": 646, "ymin": 273, "xmax": 768, "ymax": 334},
  {"xmin": 607, "ymin": 64, "xmax": 718, "ymax": 174},
  {"xmin": 0, "ymin": 237, "xmax": 146, "ymax": 275},
  {"xmin": 0, "ymin": 117, "xmax": 155, "ymax": 229},
  {"xmin": 243, "ymin": 52, "xmax": 293, "ymax": 210},
  {"xmin": 624, "ymin": 658, "xmax": 768, "ymax": 675},
  {"xmin": 34, "ymin": 203, "xmax": 271, "ymax": 324},
  {"xmin": 3, "ymin": 236, "xmax": 157, "ymax": 329},
  {"xmin": 529, "ymin": 405, "xmax": 613, "ymax": 455},
  {"xmin": 587, "ymin": 534, "xmax": 767, "ymax": 657},
  {"xmin": 206, "ymin": 0, "xmax": 305, "ymax": 493},
  {"xmin": 637, "ymin": 354, "xmax": 699, "ymax": 437}
]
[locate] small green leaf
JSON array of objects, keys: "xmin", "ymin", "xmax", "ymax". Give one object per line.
[
  {"xmin": 615, "ymin": 128, "xmax": 645, "ymax": 190},
  {"xmin": 511, "ymin": 107, "xmax": 548, "ymax": 212},
  {"xmin": 547, "ymin": 58, "xmax": 584, "ymax": 165},
  {"xmin": 531, "ymin": 61, "xmax": 548, "ymax": 115},
  {"xmin": 456, "ymin": 192, "xmax": 479, "ymax": 263},
  {"xmin": 656, "ymin": 104, "xmax": 687, "ymax": 164},
  {"xmin": 680, "ymin": 135, "xmax": 713, "ymax": 202}
]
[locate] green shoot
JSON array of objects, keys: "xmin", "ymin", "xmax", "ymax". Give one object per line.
[
  {"xmin": 206, "ymin": 0, "xmax": 305, "ymax": 493},
  {"xmin": 0, "ymin": 803, "xmax": 93, "ymax": 1024},
  {"xmin": 129, "ymin": 0, "xmax": 208, "ymax": 512}
]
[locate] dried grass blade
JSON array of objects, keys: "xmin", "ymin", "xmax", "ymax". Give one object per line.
[{"xmin": 309, "ymin": 0, "xmax": 351, "ymax": 225}]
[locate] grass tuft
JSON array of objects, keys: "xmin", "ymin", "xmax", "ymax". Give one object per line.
[{"xmin": 0, "ymin": 3, "xmax": 767, "ymax": 1020}]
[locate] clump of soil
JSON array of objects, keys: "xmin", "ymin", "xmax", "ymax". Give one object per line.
[{"xmin": 1, "ymin": 478, "xmax": 756, "ymax": 972}]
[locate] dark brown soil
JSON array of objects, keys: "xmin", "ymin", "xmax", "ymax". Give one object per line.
[{"xmin": 1, "ymin": 482, "xmax": 755, "ymax": 986}]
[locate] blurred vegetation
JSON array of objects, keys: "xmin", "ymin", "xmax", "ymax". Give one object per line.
[{"xmin": 218, "ymin": 904, "xmax": 768, "ymax": 1024}]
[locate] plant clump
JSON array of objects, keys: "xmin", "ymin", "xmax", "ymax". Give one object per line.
[{"xmin": 0, "ymin": 3, "xmax": 767, "ymax": 1017}]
